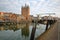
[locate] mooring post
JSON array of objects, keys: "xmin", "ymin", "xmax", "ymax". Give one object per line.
[
  {"xmin": 45, "ymin": 20, "xmax": 49, "ymax": 31},
  {"xmin": 30, "ymin": 22, "xmax": 37, "ymax": 40}
]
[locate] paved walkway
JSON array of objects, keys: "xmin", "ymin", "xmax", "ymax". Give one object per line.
[
  {"xmin": 36, "ymin": 20, "xmax": 60, "ymax": 40},
  {"xmin": 58, "ymin": 20, "xmax": 60, "ymax": 40}
]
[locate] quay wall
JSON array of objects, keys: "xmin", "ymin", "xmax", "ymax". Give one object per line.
[{"xmin": 36, "ymin": 21, "xmax": 58, "ymax": 40}]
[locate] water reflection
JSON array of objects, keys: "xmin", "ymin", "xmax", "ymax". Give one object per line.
[
  {"xmin": 21, "ymin": 23, "xmax": 29, "ymax": 37},
  {"xmin": 0, "ymin": 23, "xmax": 46, "ymax": 40},
  {"xmin": 0, "ymin": 24, "xmax": 19, "ymax": 31},
  {"xmin": 0, "ymin": 23, "xmax": 29, "ymax": 31}
]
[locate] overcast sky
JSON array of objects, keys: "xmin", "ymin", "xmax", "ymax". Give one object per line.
[{"xmin": 0, "ymin": 0, "xmax": 60, "ymax": 17}]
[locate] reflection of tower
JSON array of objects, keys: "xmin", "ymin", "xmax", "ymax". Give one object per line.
[
  {"xmin": 21, "ymin": 23, "xmax": 29, "ymax": 37},
  {"xmin": 21, "ymin": 4, "xmax": 30, "ymax": 20}
]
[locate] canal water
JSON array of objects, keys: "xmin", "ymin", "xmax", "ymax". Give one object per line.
[{"xmin": 0, "ymin": 23, "xmax": 47, "ymax": 40}]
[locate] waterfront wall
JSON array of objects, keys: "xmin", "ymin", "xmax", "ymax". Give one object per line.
[{"xmin": 36, "ymin": 21, "xmax": 58, "ymax": 40}]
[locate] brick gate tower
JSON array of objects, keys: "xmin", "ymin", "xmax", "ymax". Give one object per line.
[{"xmin": 21, "ymin": 4, "xmax": 30, "ymax": 20}]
